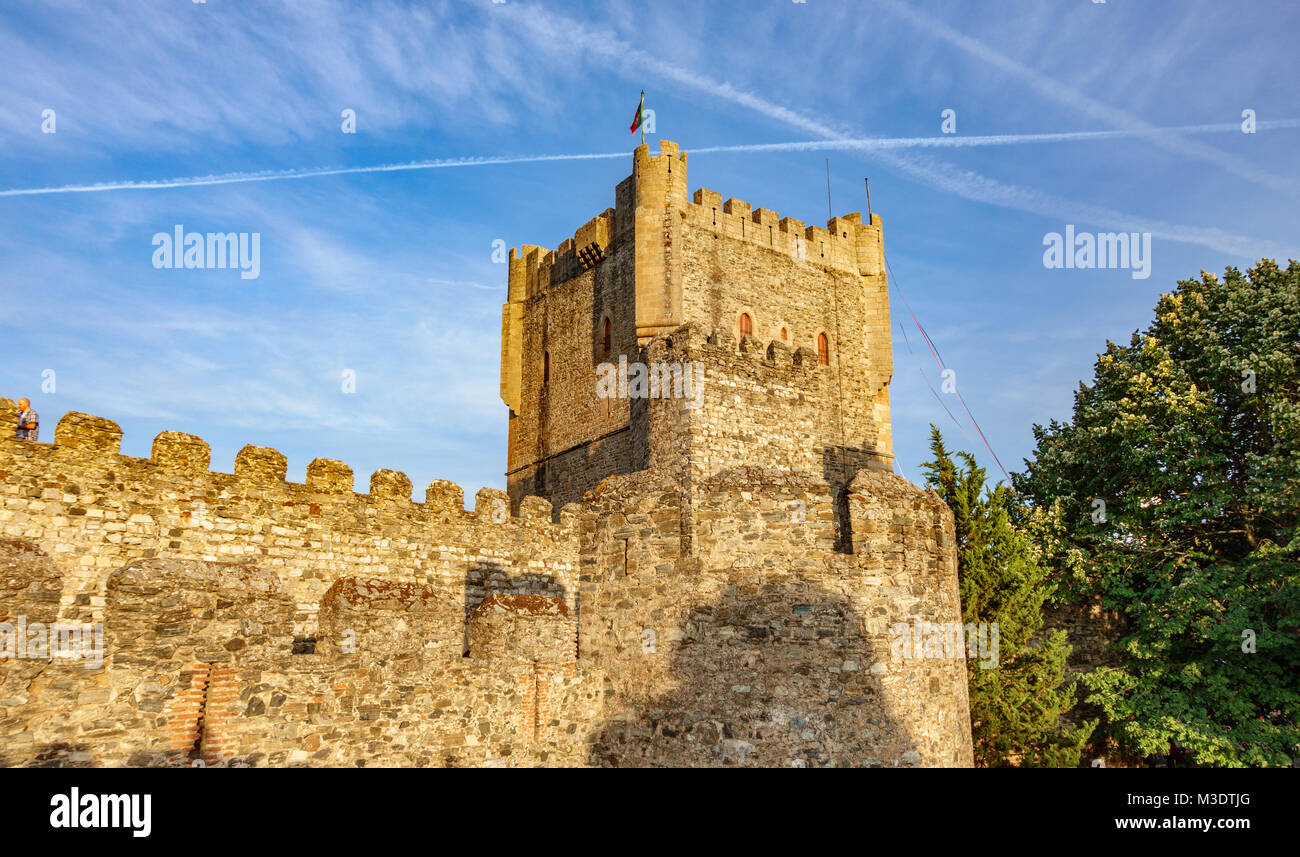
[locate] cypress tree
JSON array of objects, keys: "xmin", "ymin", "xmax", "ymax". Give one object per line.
[{"xmin": 923, "ymin": 426, "xmax": 1093, "ymax": 766}]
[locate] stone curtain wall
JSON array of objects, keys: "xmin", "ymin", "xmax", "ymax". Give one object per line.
[
  {"xmin": 0, "ymin": 409, "xmax": 971, "ymax": 766},
  {"xmin": 0, "ymin": 549, "xmax": 602, "ymax": 767},
  {"xmin": 0, "ymin": 410, "xmax": 604, "ymax": 767},
  {"xmin": 0, "ymin": 411, "xmax": 579, "ymax": 637}
]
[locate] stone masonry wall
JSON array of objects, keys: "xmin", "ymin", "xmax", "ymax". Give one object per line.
[
  {"xmin": 0, "ymin": 407, "xmax": 599, "ymax": 766},
  {"xmin": 504, "ymin": 216, "xmax": 644, "ymax": 512},
  {"xmin": 641, "ymin": 325, "xmax": 892, "ymax": 492},
  {"xmin": 0, "ymin": 547, "xmax": 602, "ymax": 767},
  {"xmin": 577, "ymin": 467, "xmax": 972, "ymax": 767},
  {"xmin": 679, "ymin": 190, "xmax": 894, "ymax": 470},
  {"xmin": 0, "ymin": 406, "xmax": 971, "ymax": 767}
]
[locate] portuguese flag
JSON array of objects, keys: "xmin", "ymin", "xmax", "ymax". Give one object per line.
[{"xmin": 630, "ymin": 90, "xmax": 645, "ymax": 138}]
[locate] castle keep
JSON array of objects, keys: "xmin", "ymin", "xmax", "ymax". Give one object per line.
[
  {"xmin": 0, "ymin": 141, "xmax": 973, "ymax": 767},
  {"xmin": 501, "ymin": 140, "xmax": 894, "ymax": 511}
]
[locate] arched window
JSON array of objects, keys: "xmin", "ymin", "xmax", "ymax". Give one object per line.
[
  {"xmin": 543, "ymin": 351, "xmax": 550, "ymax": 384},
  {"xmin": 780, "ymin": 327, "xmax": 788, "ymax": 341},
  {"xmin": 602, "ymin": 317, "xmax": 612, "ymax": 355},
  {"xmin": 817, "ymin": 333, "xmax": 830, "ymax": 366},
  {"xmin": 739, "ymin": 313, "xmax": 752, "ymax": 339}
]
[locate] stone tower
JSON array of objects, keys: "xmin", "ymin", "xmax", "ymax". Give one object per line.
[{"xmin": 501, "ymin": 140, "xmax": 895, "ymax": 511}]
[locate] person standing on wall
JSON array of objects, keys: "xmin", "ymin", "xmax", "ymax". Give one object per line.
[{"xmin": 14, "ymin": 398, "xmax": 38, "ymax": 441}]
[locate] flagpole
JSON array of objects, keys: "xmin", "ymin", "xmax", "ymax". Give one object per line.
[{"xmin": 640, "ymin": 90, "xmax": 646, "ymax": 146}]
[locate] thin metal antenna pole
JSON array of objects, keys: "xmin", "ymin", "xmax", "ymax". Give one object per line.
[{"xmin": 826, "ymin": 158, "xmax": 833, "ymax": 219}]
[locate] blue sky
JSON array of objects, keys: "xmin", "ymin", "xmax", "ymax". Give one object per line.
[{"xmin": 1, "ymin": 0, "xmax": 1297, "ymax": 499}]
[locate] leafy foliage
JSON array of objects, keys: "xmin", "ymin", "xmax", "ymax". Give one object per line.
[{"xmin": 1014, "ymin": 260, "xmax": 1300, "ymax": 766}]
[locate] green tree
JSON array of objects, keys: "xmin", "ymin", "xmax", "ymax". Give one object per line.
[
  {"xmin": 923, "ymin": 426, "xmax": 1092, "ymax": 766},
  {"xmin": 1015, "ymin": 259, "xmax": 1300, "ymax": 767}
]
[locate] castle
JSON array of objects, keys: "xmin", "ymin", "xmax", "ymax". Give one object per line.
[{"xmin": 0, "ymin": 141, "xmax": 973, "ymax": 767}]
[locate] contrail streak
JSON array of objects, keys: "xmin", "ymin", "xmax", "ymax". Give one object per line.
[
  {"xmin": 500, "ymin": 2, "xmax": 1296, "ymax": 260},
  {"xmin": 0, "ymin": 152, "xmax": 629, "ymax": 197},
  {"xmin": 873, "ymin": 0, "xmax": 1297, "ymax": 193},
  {"xmin": 3, "ymin": 120, "xmax": 1295, "ymax": 199},
  {"xmin": 691, "ymin": 120, "xmax": 1300, "ymax": 155}
]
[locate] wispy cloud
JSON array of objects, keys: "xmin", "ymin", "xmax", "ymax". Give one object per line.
[
  {"xmin": 6, "ymin": 1, "xmax": 1291, "ymax": 261},
  {"xmin": 872, "ymin": 0, "xmax": 1298, "ymax": 193},
  {"xmin": 0, "ymin": 0, "xmax": 559, "ymax": 157},
  {"xmin": 500, "ymin": 2, "xmax": 1296, "ymax": 261}
]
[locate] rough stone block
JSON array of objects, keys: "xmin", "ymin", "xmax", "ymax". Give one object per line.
[
  {"xmin": 475, "ymin": 487, "xmax": 510, "ymax": 523},
  {"xmin": 369, "ymin": 469, "xmax": 412, "ymax": 501},
  {"xmin": 54, "ymin": 413, "xmax": 122, "ymax": 454},
  {"xmin": 234, "ymin": 445, "xmax": 287, "ymax": 483},
  {"xmin": 519, "ymin": 495, "xmax": 552, "ymax": 524},
  {"xmin": 306, "ymin": 458, "xmax": 353, "ymax": 493},
  {"xmin": 151, "ymin": 432, "xmax": 211, "ymax": 473},
  {"xmin": 425, "ymin": 480, "xmax": 465, "ymax": 513}
]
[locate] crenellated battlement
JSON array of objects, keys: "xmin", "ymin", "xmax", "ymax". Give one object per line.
[
  {"xmin": 0, "ymin": 405, "xmax": 582, "ymax": 659},
  {"xmin": 686, "ymin": 188, "xmax": 884, "ymax": 277},
  {"xmin": 631, "ymin": 322, "xmax": 893, "ymax": 482},
  {"xmin": 638, "ymin": 321, "xmax": 823, "ymax": 376},
  {"xmin": 503, "ymin": 140, "xmax": 884, "ymax": 305},
  {"xmin": 6, "ymin": 410, "xmax": 573, "ymax": 532},
  {"xmin": 0, "ymin": 399, "xmax": 965, "ymax": 768},
  {"xmin": 507, "ymin": 208, "xmax": 616, "ymax": 302}
]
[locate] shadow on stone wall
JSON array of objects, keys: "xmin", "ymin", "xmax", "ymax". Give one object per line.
[
  {"xmin": 512, "ymin": 376, "xmax": 652, "ymax": 520},
  {"xmin": 822, "ymin": 445, "xmax": 892, "ymax": 554},
  {"xmin": 0, "ymin": 539, "xmax": 68, "ymax": 767},
  {"xmin": 584, "ymin": 575, "xmax": 919, "ymax": 767},
  {"xmin": 462, "ymin": 564, "xmax": 567, "ymax": 656}
]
